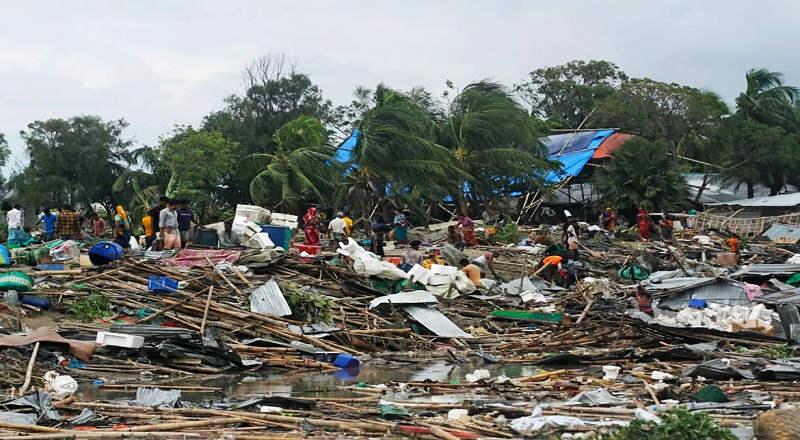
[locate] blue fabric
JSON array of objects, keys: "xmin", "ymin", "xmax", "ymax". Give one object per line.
[
  {"xmin": 545, "ymin": 150, "xmax": 596, "ymax": 182},
  {"xmin": 40, "ymin": 214, "xmax": 57, "ymax": 233},
  {"xmin": 8, "ymin": 228, "xmax": 30, "ymax": 246}
]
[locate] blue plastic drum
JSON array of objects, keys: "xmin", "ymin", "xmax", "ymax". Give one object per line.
[{"xmin": 89, "ymin": 242, "xmax": 125, "ymax": 266}]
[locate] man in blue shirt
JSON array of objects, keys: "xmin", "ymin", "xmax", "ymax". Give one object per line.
[
  {"xmin": 33, "ymin": 208, "xmax": 58, "ymax": 241},
  {"xmin": 176, "ymin": 200, "xmax": 194, "ymax": 248}
]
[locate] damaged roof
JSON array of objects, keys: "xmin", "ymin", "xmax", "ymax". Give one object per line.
[
  {"xmin": 759, "ymin": 223, "xmax": 800, "ymax": 244},
  {"xmin": 731, "ymin": 264, "xmax": 800, "ymax": 278},
  {"xmin": 403, "ymin": 305, "xmax": 473, "ymax": 339}
]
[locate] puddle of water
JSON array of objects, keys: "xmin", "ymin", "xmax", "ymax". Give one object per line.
[{"xmin": 81, "ymin": 359, "xmax": 549, "ymax": 404}]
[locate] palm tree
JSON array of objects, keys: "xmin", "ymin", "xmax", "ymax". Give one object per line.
[
  {"xmin": 242, "ymin": 115, "xmax": 337, "ymax": 207},
  {"xmin": 736, "ymin": 68, "xmax": 800, "ymax": 130},
  {"xmin": 435, "ymin": 81, "xmax": 552, "ymax": 215},
  {"xmin": 593, "ymin": 138, "xmax": 688, "ymax": 212},
  {"xmin": 345, "ymin": 84, "xmax": 460, "ymax": 221}
]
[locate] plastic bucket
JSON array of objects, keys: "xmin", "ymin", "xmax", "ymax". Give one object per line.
[
  {"xmin": 194, "ymin": 228, "xmax": 219, "ymax": 247},
  {"xmin": 333, "ymin": 354, "xmax": 360, "ymax": 369},
  {"xmin": 89, "ymin": 242, "xmax": 125, "ymax": 266},
  {"xmin": 261, "ymin": 225, "xmax": 291, "ymax": 250}
]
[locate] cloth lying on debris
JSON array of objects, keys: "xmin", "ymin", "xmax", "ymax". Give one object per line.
[{"xmin": 0, "ymin": 327, "xmax": 96, "ymax": 361}]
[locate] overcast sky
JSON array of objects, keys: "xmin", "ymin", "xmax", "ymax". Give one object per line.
[{"xmin": 2, "ymin": 0, "xmax": 799, "ymax": 172}]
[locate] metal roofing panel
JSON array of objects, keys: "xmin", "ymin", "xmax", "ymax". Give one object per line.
[
  {"xmin": 643, "ymin": 277, "xmax": 714, "ymax": 293},
  {"xmin": 369, "ymin": 291, "xmax": 438, "ymax": 310},
  {"xmin": 647, "ymin": 270, "xmax": 698, "ymax": 283},
  {"xmin": 542, "ymin": 131, "xmax": 603, "ymax": 157},
  {"xmin": 731, "ymin": 264, "xmax": 800, "ymax": 278},
  {"xmin": 760, "ymin": 223, "xmax": 800, "ymax": 243},
  {"xmin": 658, "ymin": 280, "xmax": 751, "ymax": 309},
  {"xmin": 403, "ymin": 305, "xmax": 473, "ymax": 338},
  {"xmin": 756, "ymin": 290, "xmax": 800, "ymax": 305},
  {"xmin": 249, "ymin": 280, "xmax": 292, "ymax": 317},
  {"xmin": 710, "ymin": 192, "xmax": 800, "ymax": 208}
]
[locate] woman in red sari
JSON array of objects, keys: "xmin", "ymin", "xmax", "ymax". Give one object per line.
[
  {"xmin": 303, "ymin": 207, "xmax": 320, "ymax": 246},
  {"xmin": 456, "ymin": 213, "xmax": 478, "ymax": 247},
  {"xmin": 636, "ymin": 208, "xmax": 653, "ymax": 242}
]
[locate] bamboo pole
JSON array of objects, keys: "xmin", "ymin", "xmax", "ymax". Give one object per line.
[
  {"xmin": 19, "ymin": 342, "xmax": 40, "ymax": 394},
  {"xmin": 199, "ymin": 286, "xmax": 215, "ymax": 334}
]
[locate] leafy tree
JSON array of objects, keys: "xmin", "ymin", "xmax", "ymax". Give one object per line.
[
  {"xmin": 202, "ymin": 55, "xmax": 333, "ymax": 207},
  {"xmin": 436, "ymin": 81, "xmax": 553, "ymax": 215},
  {"xmin": 716, "ymin": 115, "xmax": 800, "ymax": 197},
  {"xmin": 593, "ymin": 137, "xmax": 688, "ymax": 212},
  {"xmin": 592, "ymin": 78, "xmax": 729, "ymax": 162},
  {"xmin": 10, "ymin": 116, "xmax": 133, "ymax": 213},
  {"xmin": 736, "ymin": 68, "xmax": 799, "ymax": 131},
  {"xmin": 113, "ymin": 127, "xmax": 237, "ymax": 222},
  {"xmin": 0, "ymin": 133, "xmax": 10, "ymax": 187},
  {"xmin": 515, "ymin": 60, "xmax": 628, "ymax": 127},
  {"xmin": 242, "ymin": 115, "xmax": 337, "ymax": 207}
]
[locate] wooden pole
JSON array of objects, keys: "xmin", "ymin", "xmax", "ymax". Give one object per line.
[
  {"xmin": 19, "ymin": 342, "xmax": 40, "ymax": 394},
  {"xmin": 199, "ymin": 286, "xmax": 215, "ymax": 334}
]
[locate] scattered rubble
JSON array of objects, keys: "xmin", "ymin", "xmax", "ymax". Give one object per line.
[{"xmin": 1, "ymin": 215, "xmax": 800, "ymax": 438}]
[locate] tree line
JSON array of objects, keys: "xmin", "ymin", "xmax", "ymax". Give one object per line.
[{"xmin": 1, "ymin": 56, "xmax": 798, "ymax": 223}]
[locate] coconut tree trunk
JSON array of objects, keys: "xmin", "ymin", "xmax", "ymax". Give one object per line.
[{"xmin": 456, "ymin": 179, "xmax": 469, "ymax": 216}]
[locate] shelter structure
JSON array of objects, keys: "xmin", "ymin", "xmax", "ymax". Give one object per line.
[{"xmin": 694, "ymin": 193, "xmax": 800, "ymax": 237}]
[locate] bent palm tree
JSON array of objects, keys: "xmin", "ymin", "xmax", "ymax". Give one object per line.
[
  {"xmin": 435, "ymin": 81, "xmax": 553, "ymax": 215},
  {"xmin": 243, "ymin": 115, "xmax": 336, "ymax": 206},
  {"xmin": 736, "ymin": 68, "xmax": 800, "ymax": 130}
]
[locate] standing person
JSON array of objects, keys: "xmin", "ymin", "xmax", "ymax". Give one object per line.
[
  {"xmin": 113, "ymin": 205, "xmax": 132, "ymax": 256},
  {"xmin": 158, "ymin": 199, "xmax": 181, "ymax": 250},
  {"xmin": 456, "ymin": 213, "xmax": 478, "ymax": 247},
  {"xmin": 600, "ymin": 208, "xmax": 616, "ymax": 238},
  {"xmin": 55, "ymin": 205, "xmax": 80, "ymax": 241},
  {"xmin": 342, "ymin": 212, "xmax": 354, "ymax": 236},
  {"xmin": 303, "ymin": 207, "xmax": 320, "ymax": 246},
  {"xmin": 636, "ymin": 283, "xmax": 654, "ymax": 317},
  {"xmin": 176, "ymin": 200, "xmax": 194, "ymax": 248},
  {"xmin": 447, "ymin": 225, "xmax": 466, "ymax": 251},
  {"xmin": 33, "ymin": 208, "xmax": 58, "ymax": 241},
  {"xmin": 328, "ymin": 212, "xmax": 347, "ymax": 250},
  {"xmin": 7, "ymin": 204, "xmax": 28, "ymax": 246},
  {"xmin": 401, "ymin": 240, "xmax": 424, "ymax": 267},
  {"xmin": 636, "ymin": 208, "xmax": 653, "ymax": 242},
  {"xmin": 370, "ymin": 223, "xmax": 390, "ymax": 257},
  {"xmin": 659, "ymin": 214, "xmax": 674, "ymax": 245},
  {"xmin": 459, "ymin": 258, "xmax": 483, "ymax": 288},
  {"xmin": 566, "ymin": 218, "xmax": 580, "ymax": 261},
  {"xmin": 218, "ymin": 220, "xmax": 240, "ymax": 247},
  {"xmin": 145, "ymin": 196, "xmax": 169, "ymax": 248},
  {"xmin": 89, "ymin": 212, "xmax": 107, "ymax": 237},
  {"xmin": 393, "ymin": 209, "xmax": 410, "ymax": 245}
]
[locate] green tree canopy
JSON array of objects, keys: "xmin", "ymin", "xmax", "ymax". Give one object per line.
[
  {"xmin": 593, "ymin": 138, "xmax": 688, "ymax": 212},
  {"xmin": 515, "ymin": 60, "xmax": 628, "ymax": 128},
  {"xmin": 736, "ymin": 68, "xmax": 799, "ymax": 131},
  {"xmin": 10, "ymin": 116, "xmax": 133, "ymax": 213},
  {"xmin": 0, "ymin": 133, "xmax": 10, "ymax": 187},
  {"xmin": 592, "ymin": 78, "xmax": 729, "ymax": 161}
]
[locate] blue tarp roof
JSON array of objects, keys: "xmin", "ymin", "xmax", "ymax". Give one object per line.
[{"xmin": 544, "ymin": 130, "xmax": 615, "ymax": 182}]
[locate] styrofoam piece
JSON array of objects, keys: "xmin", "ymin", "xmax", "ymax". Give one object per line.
[
  {"xmin": 247, "ymin": 232, "xmax": 275, "ymax": 250},
  {"xmin": 407, "ymin": 264, "xmax": 432, "ymax": 285},
  {"xmin": 602, "ymin": 366, "xmax": 621, "ymax": 380},
  {"xmin": 235, "ymin": 204, "xmax": 270, "ymax": 224},
  {"xmin": 231, "ymin": 215, "xmax": 249, "ymax": 234},
  {"xmin": 96, "ymin": 331, "xmax": 145, "ymax": 348},
  {"xmin": 271, "ymin": 213, "xmax": 287, "ymax": 221},
  {"xmin": 430, "ymin": 264, "xmax": 458, "ymax": 276},
  {"xmin": 427, "ymin": 275, "xmax": 452, "ymax": 286}
]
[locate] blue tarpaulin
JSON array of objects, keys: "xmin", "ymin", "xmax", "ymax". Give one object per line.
[
  {"xmin": 544, "ymin": 130, "xmax": 615, "ymax": 182},
  {"xmin": 334, "ymin": 129, "xmax": 360, "ymax": 163}
]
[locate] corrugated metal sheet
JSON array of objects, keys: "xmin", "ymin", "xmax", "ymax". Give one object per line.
[
  {"xmin": 756, "ymin": 290, "xmax": 800, "ymax": 305},
  {"xmin": 658, "ymin": 279, "xmax": 751, "ymax": 309},
  {"xmin": 403, "ymin": 305, "xmax": 473, "ymax": 338},
  {"xmin": 710, "ymin": 192, "xmax": 800, "ymax": 208},
  {"xmin": 249, "ymin": 280, "xmax": 292, "ymax": 317},
  {"xmin": 643, "ymin": 277, "xmax": 713, "ymax": 293},
  {"xmin": 760, "ymin": 223, "xmax": 800, "ymax": 244},
  {"xmin": 647, "ymin": 270, "xmax": 698, "ymax": 283},
  {"xmin": 369, "ymin": 291, "xmax": 437, "ymax": 310},
  {"xmin": 731, "ymin": 264, "xmax": 800, "ymax": 278}
]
